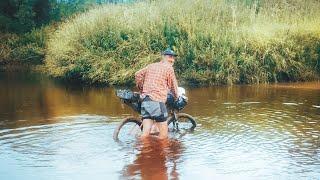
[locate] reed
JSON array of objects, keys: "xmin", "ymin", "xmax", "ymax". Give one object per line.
[{"xmin": 45, "ymin": 0, "xmax": 320, "ymax": 85}]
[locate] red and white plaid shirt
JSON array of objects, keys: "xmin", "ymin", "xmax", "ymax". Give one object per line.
[{"xmin": 135, "ymin": 61, "xmax": 178, "ymax": 103}]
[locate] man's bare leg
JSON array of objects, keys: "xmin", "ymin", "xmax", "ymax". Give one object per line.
[
  {"xmin": 141, "ymin": 119, "xmax": 153, "ymax": 138},
  {"xmin": 156, "ymin": 121, "xmax": 168, "ymax": 139}
]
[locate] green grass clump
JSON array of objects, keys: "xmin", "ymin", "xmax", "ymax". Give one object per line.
[
  {"xmin": 0, "ymin": 27, "xmax": 51, "ymax": 66},
  {"xmin": 45, "ymin": 0, "xmax": 320, "ymax": 85}
]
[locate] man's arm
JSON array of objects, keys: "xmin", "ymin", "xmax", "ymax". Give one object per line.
[
  {"xmin": 167, "ymin": 67, "xmax": 179, "ymax": 99},
  {"xmin": 135, "ymin": 67, "xmax": 147, "ymax": 92}
]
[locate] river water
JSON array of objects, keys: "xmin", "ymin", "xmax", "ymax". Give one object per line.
[{"xmin": 0, "ymin": 70, "xmax": 319, "ymax": 179}]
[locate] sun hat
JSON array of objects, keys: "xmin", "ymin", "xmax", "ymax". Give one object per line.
[{"xmin": 162, "ymin": 48, "xmax": 177, "ymax": 57}]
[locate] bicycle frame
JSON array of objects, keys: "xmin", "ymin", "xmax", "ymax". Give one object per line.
[
  {"xmin": 169, "ymin": 110, "xmax": 180, "ymax": 131},
  {"xmin": 119, "ymin": 93, "xmax": 189, "ymax": 131},
  {"xmin": 114, "ymin": 90, "xmax": 196, "ymax": 141}
]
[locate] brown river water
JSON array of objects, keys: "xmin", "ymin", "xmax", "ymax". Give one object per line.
[{"xmin": 0, "ymin": 70, "xmax": 319, "ymax": 179}]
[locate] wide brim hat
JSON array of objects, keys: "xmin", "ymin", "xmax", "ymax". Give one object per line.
[{"xmin": 162, "ymin": 48, "xmax": 178, "ymax": 57}]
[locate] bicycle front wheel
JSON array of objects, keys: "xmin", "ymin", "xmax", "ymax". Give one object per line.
[
  {"xmin": 113, "ymin": 117, "xmax": 142, "ymax": 141},
  {"xmin": 167, "ymin": 113, "xmax": 196, "ymax": 132}
]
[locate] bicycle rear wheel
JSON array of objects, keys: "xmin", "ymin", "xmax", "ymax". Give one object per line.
[
  {"xmin": 113, "ymin": 117, "xmax": 142, "ymax": 141},
  {"xmin": 167, "ymin": 113, "xmax": 196, "ymax": 132}
]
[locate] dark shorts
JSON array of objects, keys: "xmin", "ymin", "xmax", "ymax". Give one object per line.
[{"xmin": 141, "ymin": 96, "xmax": 168, "ymax": 122}]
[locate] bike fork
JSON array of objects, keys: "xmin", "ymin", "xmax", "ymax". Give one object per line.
[{"xmin": 173, "ymin": 112, "xmax": 179, "ymax": 131}]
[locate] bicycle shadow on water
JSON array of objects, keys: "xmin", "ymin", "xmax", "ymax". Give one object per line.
[{"xmin": 119, "ymin": 137, "xmax": 185, "ymax": 180}]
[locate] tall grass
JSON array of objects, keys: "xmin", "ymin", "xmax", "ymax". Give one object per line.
[
  {"xmin": 45, "ymin": 0, "xmax": 320, "ymax": 85},
  {"xmin": 0, "ymin": 26, "xmax": 52, "ymax": 66}
]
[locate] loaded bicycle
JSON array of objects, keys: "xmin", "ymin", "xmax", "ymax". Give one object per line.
[{"xmin": 113, "ymin": 87, "xmax": 196, "ymax": 141}]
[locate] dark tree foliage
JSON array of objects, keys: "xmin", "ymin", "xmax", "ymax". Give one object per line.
[
  {"xmin": 0, "ymin": 0, "xmax": 34, "ymax": 32},
  {"xmin": 0, "ymin": 0, "xmax": 134, "ymax": 33}
]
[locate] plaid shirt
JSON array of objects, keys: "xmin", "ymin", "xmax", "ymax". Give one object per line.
[{"xmin": 135, "ymin": 61, "xmax": 178, "ymax": 103}]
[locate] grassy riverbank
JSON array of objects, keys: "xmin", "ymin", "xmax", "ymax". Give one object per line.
[
  {"xmin": 0, "ymin": 27, "xmax": 51, "ymax": 66},
  {"xmin": 45, "ymin": 0, "xmax": 320, "ymax": 85},
  {"xmin": 2, "ymin": 0, "xmax": 320, "ymax": 86}
]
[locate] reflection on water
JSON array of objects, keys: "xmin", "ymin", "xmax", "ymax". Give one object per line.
[
  {"xmin": 0, "ymin": 71, "xmax": 133, "ymax": 129},
  {"xmin": 0, "ymin": 71, "xmax": 319, "ymax": 179},
  {"xmin": 121, "ymin": 137, "xmax": 183, "ymax": 180}
]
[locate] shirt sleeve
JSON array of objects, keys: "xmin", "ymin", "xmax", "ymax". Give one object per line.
[
  {"xmin": 135, "ymin": 67, "xmax": 147, "ymax": 92},
  {"xmin": 167, "ymin": 67, "xmax": 179, "ymax": 99}
]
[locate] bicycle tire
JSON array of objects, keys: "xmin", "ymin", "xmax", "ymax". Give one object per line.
[
  {"xmin": 113, "ymin": 117, "xmax": 142, "ymax": 141},
  {"xmin": 167, "ymin": 113, "xmax": 196, "ymax": 131}
]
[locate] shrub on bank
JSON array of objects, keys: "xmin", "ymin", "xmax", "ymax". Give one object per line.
[
  {"xmin": 0, "ymin": 27, "xmax": 50, "ymax": 65},
  {"xmin": 45, "ymin": 0, "xmax": 320, "ymax": 85}
]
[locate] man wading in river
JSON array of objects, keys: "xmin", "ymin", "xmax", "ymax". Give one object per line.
[{"xmin": 135, "ymin": 48, "xmax": 179, "ymax": 139}]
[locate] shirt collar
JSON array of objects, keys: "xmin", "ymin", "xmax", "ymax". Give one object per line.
[{"xmin": 161, "ymin": 60, "xmax": 173, "ymax": 66}]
